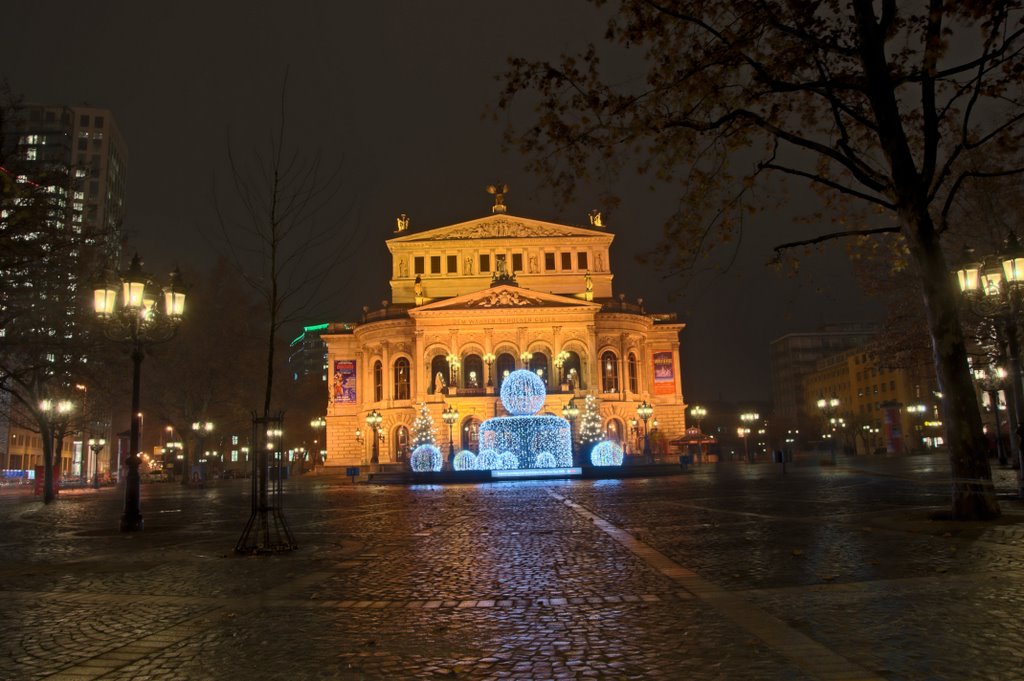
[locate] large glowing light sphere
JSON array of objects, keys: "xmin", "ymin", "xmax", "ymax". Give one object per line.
[
  {"xmin": 590, "ymin": 440, "xmax": 624, "ymax": 466},
  {"xmin": 500, "ymin": 369, "xmax": 546, "ymax": 416},
  {"xmin": 411, "ymin": 444, "xmax": 442, "ymax": 472},
  {"xmin": 453, "ymin": 450, "xmax": 477, "ymax": 471}
]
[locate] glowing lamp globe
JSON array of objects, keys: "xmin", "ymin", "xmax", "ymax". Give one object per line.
[{"xmin": 500, "ymin": 369, "xmax": 546, "ymax": 416}]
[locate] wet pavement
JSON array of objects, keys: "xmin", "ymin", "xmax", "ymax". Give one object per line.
[{"xmin": 1, "ymin": 453, "xmax": 1023, "ymax": 680}]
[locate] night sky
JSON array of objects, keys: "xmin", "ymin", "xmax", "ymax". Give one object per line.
[{"xmin": 2, "ymin": 2, "xmax": 878, "ymax": 403}]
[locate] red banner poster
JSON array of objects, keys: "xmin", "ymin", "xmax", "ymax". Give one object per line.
[
  {"xmin": 653, "ymin": 351, "xmax": 675, "ymax": 395},
  {"xmin": 333, "ymin": 360, "xmax": 357, "ymax": 404}
]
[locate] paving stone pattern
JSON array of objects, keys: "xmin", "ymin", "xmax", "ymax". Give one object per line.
[{"xmin": 0, "ymin": 454, "xmax": 1022, "ymax": 679}]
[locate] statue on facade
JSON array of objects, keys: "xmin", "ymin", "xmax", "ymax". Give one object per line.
[
  {"xmin": 528, "ymin": 255, "xmax": 539, "ymax": 273},
  {"xmin": 396, "ymin": 213, "xmax": 410, "ymax": 232},
  {"xmin": 588, "ymin": 209, "xmax": 603, "ymax": 227},
  {"xmin": 585, "ymin": 271, "xmax": 593, "ymax": 292},
  {"xmin": 398, "ymin": 258, "xmax": 408, "ymax": 278},
  {"xmin": 434, "ymin": 372, "xmax": 447, "ymax": 395},
  {"xmin": 465, "ymin": 256, "xmax": 473, "ymax": 275}
]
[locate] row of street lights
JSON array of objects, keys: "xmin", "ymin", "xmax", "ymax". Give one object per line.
[{"xmin": 955, "ymin": 234, "xmax": 1024, "ymax": 481}]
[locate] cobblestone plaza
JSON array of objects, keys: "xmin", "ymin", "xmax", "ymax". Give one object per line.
[{"xmin": 2, "ymin": 456, "xmax": 1023, "ymax": 680}]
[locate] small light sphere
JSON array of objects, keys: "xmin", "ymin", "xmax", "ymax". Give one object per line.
[
  {"xmin": 535, "ymin": 452, "xmax": 556, "ymax": 468},
  {"xmin": 500, "ymin": 369, "xmax": 547, "ymax": 416},
  {"xmin": 410, "ymin": 444, "xmax": 442, "ymax": 472},
  {"xmin": 453, "ymin": 450, "xmax": 477, "ymax": 471},
  {"xmin": 497, "ymin": 451, "xmax": 519, "ymax": 470},
  {"xmin": 590, "ymin": 440, "xmax": 624, "ymax": 466},
  {"xmin": 477, "ymin": 449, "xmax": 499, "ymax": 470}
]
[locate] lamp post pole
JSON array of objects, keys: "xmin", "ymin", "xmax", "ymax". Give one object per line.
[
  {"xmin": 637, "ymin": 400, "xmax": 654, "ymax": 464},
  {"xmin": 956, "ymin": 236, "xmax": 1024, "ymax": 493},
  {"xmin": 816, "ymin": 397, "xmax": 839, "ymax": 465},
  {"xmin": 483, "ymin": 353, "xmax": 496, "ymax": 390},
  {"xmin": 442, "ymin": 405, "xmax": 459, "ymax": 471},
  {"xmin": 366, "ymin": 410, "xmax": 382, "ymax": 464},
  {"xmin": 93, "ymin": 254, "xmax": 186, "ymax": 532},
  {"xmin": 88, "ymin": 438, "xmax": 106, "ymax": 489},
  {"xmin": 975, "ymin": 367, "xmax": 1008, "ymax": 466},
  {"xmin": 310, "ymin": 417, "xmax": 326, "ymax": 470},
  {"xmin": 690, "ymin": 405, "xmax": 707, "ymax": 433}
]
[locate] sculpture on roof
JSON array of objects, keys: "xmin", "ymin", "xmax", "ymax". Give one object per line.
[{"xmin": 486, "ymin": 183, "xmax": 509, "ymax": 214}]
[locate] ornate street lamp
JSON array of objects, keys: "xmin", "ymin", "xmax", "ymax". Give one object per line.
[
  {"xmin": 554, "ymin": 350, "xmax": 570, "ymax": 386},
  {"xmin": 815, "ymin": 397, "xmax": 839, "ymax": 465},
  {"xmin": 955, "ymin": 236, "xmax": 1024, "ymax": 491},
  {"xmin": 441, "ymin": 404, "xmax": 459, "ymax": 471},
  {"xmin": 93, "ymin": 254, "xmax": 185, "ymax": 531},
  {"xmin": 366, "ymin": 410, "xmax": 383, "ymax": 464},
  {"xmin": 520, "ymin": 350, "xmax": 532, "ymax": 368},
  {"xmin": 637, "ymin": 400, "xmax": 654, "ymax": 463},
  {"xmin": 310, "ymin": 417, "xmax": 326, "ymax": 469},
  {"xmin": 561, "ymin": 398, "xmax": 580, "ymax": 465},
  {"xmin": 689, "ymin": 405, "xmax": 707, "ymax": 433},
  {"xmin": 87, "ymin": 437, "xmax": 106, "ymax": 489},
  {"xmin": 482, "ymin": 352, "xmax": 496, "ymax": 388},
  {"xmin": 446, "ymin": 353, "xmax": 461, "ymax": 390}
]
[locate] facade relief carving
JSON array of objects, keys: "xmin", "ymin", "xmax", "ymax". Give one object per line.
[
  {"xmin": 469, "ymin": 289, "xmax": 543, "ymax": 308},
  {"xmin": 433, "ymin": 218, "xmax": 578, "ymax": 240}
]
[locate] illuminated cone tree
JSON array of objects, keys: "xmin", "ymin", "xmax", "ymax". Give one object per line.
[{"xmin": 412, "ymin": 402, "xmax": 437, "ymax": 448}]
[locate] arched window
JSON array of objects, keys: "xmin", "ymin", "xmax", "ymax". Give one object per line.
[
  {"xmin": 529, "ymin": 351, "xmax": 549, "ymax": 385},
  {"xmin": 394, "ymin": 426, "xmax": 410, "ymax": 461},
  {"xmin": 373, "ymin": 360, "xmax": 383, "ymax": 402},
  {"xmin": 430, "ymin": 355, "xmax": 449, "ymax": 394},
  {"xmin": 496, "ymin": 353, "xmax": 516, "ymax": 390},
  {"xmin": 606, "ymin": 418, "xmax": 624, "ymax": 444},
  {"xmin": 601, "ymin": 351, "xmax": 618, "ymax": 393},
  {"xmin": 463, "ymin": 354, "xmax": 483, "ymax": 389},
  {"xmin": 627, "ymin": 352, "xmax": 638, "ymax": 394},
  {"xmin": 393, "ymin": 357, "xmax": 410, "ymax": 400},
  {"xmin": 461, "ymin": 417, "xmax": 481, "ymax": 451},
  {"xmin": 563, "ymin": 351, "xmax": 584, "ymax": 390}
]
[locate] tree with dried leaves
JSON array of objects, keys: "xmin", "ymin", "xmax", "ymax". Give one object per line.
[{"xmin": 500, "ymin": 0, "xmax": 1024, "ymax": 519}]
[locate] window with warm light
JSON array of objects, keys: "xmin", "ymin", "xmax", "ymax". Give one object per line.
[
  {"xmin": 602, "ymin": 351, "xmax": 618, "ymax": 392},
  {"xmin": 374, "ymin": 360, "xmax": 383, "ymax": 401},
  {"xmin": 393, "ymin": 357, "xmax": 410, "ymax": 400}
]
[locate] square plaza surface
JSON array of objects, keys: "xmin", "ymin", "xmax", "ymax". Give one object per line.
[{"xmin": 1, "ymin": 454, "xmax": 1023, "ymax": 680}]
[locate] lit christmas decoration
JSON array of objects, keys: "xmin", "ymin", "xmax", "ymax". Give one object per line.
[
  {"xmin": 478, "ymin": 368, "xmax": 572, "ymax": 469},
  {"xmin": 453, "ymin": 450, "xmax": 477, "ymax": 471},
  {"xmin": 535, "ymin": 452, "xmax": 556, "ymax": 468},
  {"xmin": 477, "ymin": 449, "xmax": 499, "ymax": 469},
  {"xmin": 578, "ymin": 394, "xmax": 603, "ymax": 446},
  {"xmin": 590, "ymin": 440, "xmax": 624, "ymax": 466},
  {"xmin": 412, "ymin": 402, "xmax": 437, "ymax": 447},
  {"xmin": 410, "ymin": 444, "xmax": 442, "ymax": 472},
  {"xmin": 497, "ymin": 451, "xmax": 518, "ymax": 469},
  {"xmin": 499, "ymin": 369, "xmax": 546, "ymax": 416}
]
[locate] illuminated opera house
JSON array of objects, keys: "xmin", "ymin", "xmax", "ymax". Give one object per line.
[{"xmin": 321, "ymin": 189, "xmax": 687, "ymax": 467}]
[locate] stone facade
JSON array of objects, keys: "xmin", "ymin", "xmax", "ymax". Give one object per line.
[{"xmin": 321, "ymin": 211, "xmax": 687, "ymax": 466}]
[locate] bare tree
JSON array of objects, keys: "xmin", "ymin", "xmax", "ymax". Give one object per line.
[
  {"xmin": 215, "ymin": 74, "xmax": 358, "ymax": 418},
  {"xmin": 499, "ymin": 1, "xmax": 1024, "ymax": 519}
]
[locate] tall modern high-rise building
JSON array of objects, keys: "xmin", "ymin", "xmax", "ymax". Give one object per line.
[
  {"xmin": 12, "ymin": 104, "xmax": 127, "ymax": 245},
  {"xmin": 0, "ymin": 104, "xmax": 127, "ymax": 476}
]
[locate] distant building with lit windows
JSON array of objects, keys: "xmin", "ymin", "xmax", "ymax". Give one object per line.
[
  {"xmin": 321, "ymin": 195, "xmax": 688, "ymax": 466},
  {"xmin": 0, "ymin": 104, "xmax": 126, "ymax": 477},
  {"xmin": 803, "ymin": 344, "xmax": 939, "ymax": 455}
]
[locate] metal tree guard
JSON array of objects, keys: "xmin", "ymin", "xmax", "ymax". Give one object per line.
[{"xmin": 236, "ymin": 413, "xmax": 296, "ymax": 553}]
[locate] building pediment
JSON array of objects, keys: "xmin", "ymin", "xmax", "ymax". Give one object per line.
[
  {"xmin": 388, "ymin": 214, "xmax": 610, "ymax": 244},
  {"xmin": 409, "ymin": 285, "xmax": 600, "ymax": 314}
]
